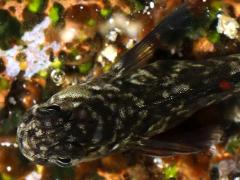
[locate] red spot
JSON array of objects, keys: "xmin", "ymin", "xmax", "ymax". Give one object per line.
[{"xmin": 219, "ymin": 80, "xmax": 233, "ymax": 91}]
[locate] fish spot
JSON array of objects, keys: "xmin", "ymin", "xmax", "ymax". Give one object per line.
[
  {"xmin": 91, "ymin": 111, "xmax": 98, "ymax": 119},
  {"xmin": 115, "ymin": 118, "xmax": 123, "ymax": 130},
  {"xmin": 174, "ymin": 68, "xmax": 181, "ymax": 72},
  {"xmin": 138, "ymin": 110, "xmax": 148, "ymax": 119},
  {"xmin": 127, "ymin": 106, "xmax": 134, "ymax": 115},
  {"xmin": 219, "ymin": 80, "xmax": 233, "ymax": 91},
  {"xmin": 22, "ymin": 139, "xmax": 30, "ymax": 149},
  {"xmin": 78, "ymin": 124, "xmax": 85, "ymax": 129},
  {"xmin": 138, "ymin": 69, "xmax": 157, "ymax": 79},
  {"xmin": 40, "ymin": 146, "xmax": 47, "ymax": 151},
  {"xmin": 206, "ymin": 99, "xmax": 217, "ymax": 106},
  {"xmin": 64, "ymin": 123, "xmax": 71, "ymax": 131},
  {"xmin": 103, "ymin": 84, "xmax": 120, "ymax": 91},
  {"xmin": 129, "ymin": 79, "xmax": 144, "ymax": 85},
  {"xmin": 170, "ymin": 73, "xmax": 179, "ymax": 78},
  {"xmin": 29, "ymin": 137, "xmax": 37, "ymax": 148},
  {"xmin": 162, "ymin": 78, "xmax": 175, "ymax": 86},
  {"xmin": 91, "ymin": 85, "xmax": 101, "ymax": 90},
  {"xmin": 229, "ymin": 61, "xmax": 240, "ymax": 75},
  {"xmin": 125, "ymin": 93, "xmax": 134, "ymax": 98},
  {"xmin": 172, "ymin": 84, "xmax": 190, "ymax": 94},
  {"xmin": 73, "ymin": 102, "xmax": 81, "ymax": 108},
  {"xmin": 28, "ymin": 151, "xmax": 35, "ymax": 159},
  {"xmin": 162, "ymin": 91, "xmax": 169, "ymax": 98},
  {"xmin": 78, "ymin": 125, "xmax": 87, "ymax": 134},
  {"xmin": 67, "ymin": 135, "xmax": 76, "ymax": 142},
  {"xmin": 135, "ymin": 99, "xmax": 145, "ymax": 108},
  {"xmin": 147, "ymin": 116, "xmax": 171, "ymax": 134},
  {"xmin": 176, "ymin": 109, "xmax": 189, "ymax": 116},
  {"xmin": 58, "ymin": 118, "xmax": 64, "ymax": 123},
  {"xmin": 109, "ymin": 103, "xmax": 117, "ymax": 111},
  {"xmin": 34, "ymin": 154, "xmax": 42, "ymax": 159},
  {"xmin": 107, "ymin": 93, "xmax": 114, "ymax": 98},
  {"xmin": 148, "ymin": 125, "xmax": 157, "ymax": 132},
  {"xmin": 35, "ymin": 130, "xmax": 43, "ymax": 137},
  {"xmin": 112, "ymin": 144, "xmax": 120, "ymax": 150},
  {"xmin": 55, "ymin": 146, "xmax": 61, "ymax": 150},
  {"xmin": 119, "ymin": 108, "xmax": 126, "ymax": 118},
  {"xmin": 19, "ymin": 123, "xmax": 26, "ymax": 128},
  {"xmin": 44, "ymin": 121, "xmax": 52, "ymax": 127},
  {"xmin": 189, "ymin": 63, "xmax": 204, "ymax": 68},
  {"xmin": 95, "ymin": 95, "xmax": 105, "ymax": 101},
  {"xmin": 92, "ymin": 123, "xmax": 103, "ymax": 143},
  {"xmin": 68, "ymin": 144, "xmax": 73, "ymax": 150},
  {"xmin": 31, "ymin": 122, "xmax": 36, "ymax": 129}
]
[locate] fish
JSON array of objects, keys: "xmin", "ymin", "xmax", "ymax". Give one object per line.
[{"xmin": 17, "ymin": 4, "xmax": 240, "ymax": 167}]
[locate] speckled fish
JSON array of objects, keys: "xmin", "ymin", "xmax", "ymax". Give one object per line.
[{"xmin": 17, "ymin": 5, "xmax": 240, "ymax": 167}]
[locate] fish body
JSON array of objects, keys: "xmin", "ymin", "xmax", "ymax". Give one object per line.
[
  {"xmin": 17, "ymin": 55, "xmax": 240, "ymax": 166},
  {"xmin": 17, "ymin": 5, "xmax": 240, "ymax": 166}
]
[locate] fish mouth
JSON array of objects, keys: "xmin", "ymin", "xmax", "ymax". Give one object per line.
[
  {"xmin": 16, "ymin": 105, "xmax": 73, "ymax": 165},
  {"xmin": 17, "ymin": 105, "xmax": 43, "ymax": 163},
  {"xmin": 17, "ymin": 127, "xmax": 35, "ymax": 162}
]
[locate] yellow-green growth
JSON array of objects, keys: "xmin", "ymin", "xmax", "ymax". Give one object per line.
[
  {"xmin": 51, "ymin": 58, "xmax": 63, "ymax": 69},
  {"xmin": 208, "ymin": 31, "xmax": 220, "ymax": 43},
  {"xmin": 128, "ymin": 0, "xmax": 144, "ymax": 12},
  {"xmin": 163, "ymin": 165, "xmax": 178, "ymax": 180},
  {"xmin": 226, "ymin": 135, "xmax": 240, "ymax": 154},
  {"xmin": 211, "ymin": 0, "xmax": 223, "ymax": 11},
  {"xmin": 78, "ymin": 62, "xmax": 93, "ymax": 74},
  {"xmin": 49, "ymin": 3, "xmax": 64, "ymax": 24},
  {"xmin": 0, "ymin": 77, "xmax": 9, "ymax": 90},
  {"xmin": 28, "ymin": 0, "xmax": 45, "ymax": 13},
  {"xmin": 1, "ymin": 173, "xmax": 14, "ymax": 180},
  {"xmin": 38, "ymin": 70, "xmax": 48, "ymax": 78},
  {"xmin": 100, "ymin": 8, "xmax": 112, "ymax": 18},
  {"xmin": 87, "ymin": 19, "xmax": 97, "ymax": 27},
  {"xmin": 103, "ymin": 63, "xmax": 112, "ymax": 73}
]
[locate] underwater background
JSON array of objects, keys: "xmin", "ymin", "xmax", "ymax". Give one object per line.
[{"xmin": 0, "ymin": 0, "xmax": 240, "ymax": 179}]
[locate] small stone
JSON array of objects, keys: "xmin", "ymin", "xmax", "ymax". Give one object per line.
[
  {"xmin": 101, "ymin": 45, "xmax": 118, "ymax": 62},
  {"xmin": 217, "ymin": 14, "xmax": 240, "ymax": 39}
]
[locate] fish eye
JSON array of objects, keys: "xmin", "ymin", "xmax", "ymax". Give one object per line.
[
  {"xmin": 36, "ymin": 105, "xmax": 61, "ymax": 115},
  {"xmin": 45, "ymin": 105, "xmax": 61, "ymax": 112},
  {"xmin": 56, "ymin": 157, "xmax": 72, "ymax": 167}
]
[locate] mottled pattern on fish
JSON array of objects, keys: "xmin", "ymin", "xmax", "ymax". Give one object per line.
[
  {"xmin": 17, "ymin": 5, "xmax": 240, "ymax": 167},
  {"xmin": 17, "ymin": 54, "xmax": 240, "ymax": 166}
]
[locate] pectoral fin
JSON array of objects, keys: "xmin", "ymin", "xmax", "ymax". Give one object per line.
[{"xmin": 135, "ymin": 126, "xmax": 223, "ymax": 157}]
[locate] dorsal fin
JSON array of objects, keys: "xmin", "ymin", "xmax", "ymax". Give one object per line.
[{"xmin": 112, "ymin": 4, "xmax": 194, "ymax": 74}]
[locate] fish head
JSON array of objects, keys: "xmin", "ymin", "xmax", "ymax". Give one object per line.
[{"xmin": 17, "ymin": 85, "xmax": 105, "ymax": 167}]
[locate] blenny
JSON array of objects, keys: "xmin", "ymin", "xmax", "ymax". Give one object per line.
[{"xmin": 17, "ymin": 5, "xmax": 240, "ymax": 167}]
